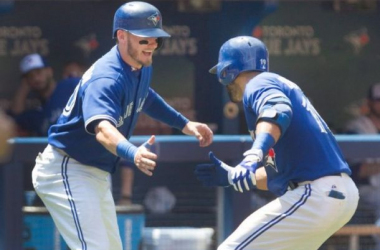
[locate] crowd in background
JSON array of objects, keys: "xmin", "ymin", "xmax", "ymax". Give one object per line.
[{"xmin": 1, "ymin": 51, "xmax": 380, "ymax": 248}]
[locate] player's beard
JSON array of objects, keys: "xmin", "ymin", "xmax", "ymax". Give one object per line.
[
  {"xmin": 226, "ymin": 84, "xmax": 243, "ymax": 103},
  {"xmin": 127, "ymin": 36, "xmax": 153, "ymax": 67}
]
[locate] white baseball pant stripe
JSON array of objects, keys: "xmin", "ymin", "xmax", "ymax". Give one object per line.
[
  {"xmin": 32, "ymin": 145, "xmax": 123, "ymax": 250},
  {"xmin": 61, "ymin": 155, "xmax": 87, "ymax": 249},
  {"xmin": 236, "ymin": 185, "xmax": 311, "ymax": 250},
  {"xmin": 218, "ymin": 173, "xmax": 359, "ymax": 250}
]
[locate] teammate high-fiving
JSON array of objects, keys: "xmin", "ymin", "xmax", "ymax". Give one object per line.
[{"xmin": 31, "ymin": 2, "xmax": 213, "ymax": 250}]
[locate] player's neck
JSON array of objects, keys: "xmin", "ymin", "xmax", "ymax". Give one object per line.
[{"xmin": 239, "ymin": 71, "xmax": 261, "ymax": 84}]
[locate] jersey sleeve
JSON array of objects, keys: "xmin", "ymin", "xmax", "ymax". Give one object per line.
[
  {"xmin": 244, "ymin": 78, "xmax": 288, "ymax": 115},
  {"xmin": 142, "ymin": 88, "xmax": 189, "ymax": 130},
  {"xmin": 82, "ymin": 78, "xmax": 123, "ymax": 134},
  {"xmin": 142, "ymin": 88, "xmax": 157, "ymax": 110}
]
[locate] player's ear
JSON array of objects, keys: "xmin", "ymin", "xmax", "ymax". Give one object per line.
[{"xmin": 116, "ymin": 30, "xmax": 126, "ymax": 43}]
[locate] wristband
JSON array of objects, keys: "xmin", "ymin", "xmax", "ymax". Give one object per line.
[
  {"xmin": 251, "ymin": 132, "xmax": 275, "ymax": 156},
  {"xmin": 116, "ymin": 140, "xmax": 138, "ymax": 162}
]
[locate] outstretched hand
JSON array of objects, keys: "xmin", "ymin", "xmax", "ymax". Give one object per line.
[
  {"xmin": 134, "ymin": 135, "xmax": 157, "ymax": 176},
  {"xmin": 182, "ymin": 121, "xmax": 213, "ymax": 147},
  {"xmin": 195, "ymin": 152, "xmax": 231, "ymax": 187},
  {"xmin": 195, "ymin": 152, "xmax": 257, "ymax": 192}
]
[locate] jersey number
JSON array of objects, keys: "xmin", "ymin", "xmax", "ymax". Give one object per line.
[
  {"xmin": 278, "ymin": 76, "xmax": 328, "ymax": 134},
  {"xmin": 302, "ymin": 96, "xmax": 328, "ymax": 133},
  {"xmin": 62, "ymin": 65, "xmax": 95, "ymax": 116}
]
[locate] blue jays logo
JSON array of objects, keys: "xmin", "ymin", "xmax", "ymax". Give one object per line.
[
  {"xmin": 344, "ymin": 27, "xmax": 369, "ymax": 55},
  {"xmin": 148, "ymin": 12, "xmax": 161, "ymax": 26},
  {"xmin": 265, "ymin": 148, "xmax": 278, "ymax": 172},
  {"xmin": 75, "ymin": 33, "xmax": 99, "ymax": 58}
]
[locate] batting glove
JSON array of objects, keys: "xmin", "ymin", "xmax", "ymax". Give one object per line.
[
  {"xmin": 237, "ymin": 148, "xmax": 264, "ymax": 173},
  {"xmin": 195, "ymin": 152, "xmax": 256, "ymax": 192}
]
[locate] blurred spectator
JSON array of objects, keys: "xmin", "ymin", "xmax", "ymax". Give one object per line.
[
  {"xmin": 346, "ymin": 83, "xmax": 380, "ymax": 135},
  {"xmin": 345, "ymin": 82, "xmax": 380, "ymax": 249},
  {"xmin": 62, "ymin": 61, "xmax": 86, "ymax": 79},
  {"xmin": 0, "ymin": 110, "xmax": 15, "ymax": 163},
  {"xmin": 9, "ymin": 53, "xmax": 80, "ymax": 136}
]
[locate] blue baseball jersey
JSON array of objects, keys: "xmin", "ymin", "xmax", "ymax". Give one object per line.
[
  {"xmin": 244, "ymin": 72, "xmax": 351, "ymax": 196},
  {"xmin": 49, "ymin": 46, "xmax": 160, "ymax": 173},
  {"xmin": 14, "ymin": 77, "xmax": 79, "ymax": 136}
]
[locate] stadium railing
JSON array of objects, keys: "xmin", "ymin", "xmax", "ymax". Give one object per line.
[{"xmin": 1, "ymin": 135, "xmax": 380, "ymax": 250}]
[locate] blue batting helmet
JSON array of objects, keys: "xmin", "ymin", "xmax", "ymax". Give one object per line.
[
  {"xmin": 113, "ymin": 1, "xmax": 170, "ymax": 39},
  {"xmin": 209, "ymin": 36, "xmax": 269, "ymax": 85}
]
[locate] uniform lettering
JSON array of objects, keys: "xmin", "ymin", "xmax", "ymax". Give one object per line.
[
  {"xmin": 124, "ymin": 102, "xmax": 133, "ymax": 119},
  {"xmin": 136, "ymin": 98, "xmax": 146, "ymax": 113}
]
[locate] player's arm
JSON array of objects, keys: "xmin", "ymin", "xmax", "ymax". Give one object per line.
[
  {"xmin": 195, "ymin": 96, "xmax": 292, "ymax": 192},
  {"xmin": 143, "ymin": 88, "xmax": 213, "ymax": 146},
  {"xmin": 239, "ymin": 94, "xmax": 292, "ymax": 177},
  {"xmin": 254, "ymin": 94, "xmax": 292, "ymax": 139},
  {"xmin": 256, "ymin": 167, "xmax": 268, "ymax": 190},
  {"xmin": 248, "ymin": 121, "xmax": 280, "ymax": 191},
  {"xmin": 94, "ymin": 120, "xmax": 157, "ymax": 176},
  {"xmin": 82, "ymin": 79, "xmax": 157, "ymax": 176},
  {"xmin": 232, "ymin": 95, "xmax": 292, "ymax": 189}
]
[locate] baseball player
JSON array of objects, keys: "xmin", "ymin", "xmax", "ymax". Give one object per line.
[
  {"xmin": 195, "ymin": 36, "xmax": 359, "ymax": 250},
  {"xmin": 32, "ymin": 2, "xmax": 213, "ymax": 249}
]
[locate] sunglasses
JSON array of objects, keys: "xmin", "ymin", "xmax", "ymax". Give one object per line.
[{"xmin": 139, "ymin": 39, "xmax": 159, "ymax": 45}]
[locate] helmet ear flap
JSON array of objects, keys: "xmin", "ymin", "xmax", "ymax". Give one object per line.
[
  {"xmin": 218, "ymin": 63, "xmax": 238, "ymax": 86},
  {"xmin": 220, "ymin": 66, "xmax": 228, "ymax": 79}
]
